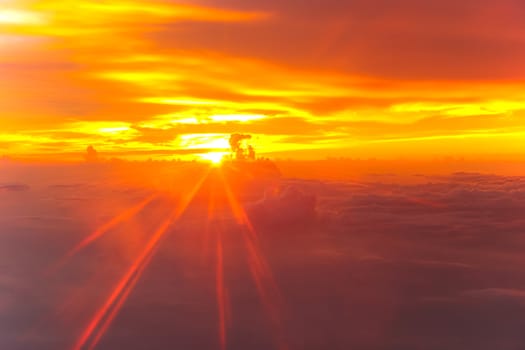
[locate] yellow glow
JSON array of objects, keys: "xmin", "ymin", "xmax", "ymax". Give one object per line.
[
  {"xmin": 209, "ymin": 114, "xmax": 266, "ymax": 123},
  {"xmin": 96, "ymin": 71, "xmax": 180, "ymax": 85},
  {"xmin": 139, "ymin": 97, "xmax": 307, "ymax": 116},
  {"xmin": 0, "ymin": 1, "xmax": 269, "ymax": 38},
  {"xmin": 199, "ymin": 151, "xmax": 227, "ymax": 164},
  {"xmin": 370, "ymin": 130, "xmax": 525, "ymax": 144},
  {"xmin": 2, "ymin": 0, "xmax": 525, "ymax": 162},
  {"xmin": 141, "ymin": 98, "xmax": 216, "ymax": 106},
  {"xmin": 156, "ymin": 113, "xmax": 266, "ymax": 124},
  {"xmin": 171, "ymin": 117, "xmax": 200, "ymax": 125},
  {"xmin": 99, "ymin": 126, "xmax": 130, "ymax": 134},
  {"xmin": 64, "ymin": 122, "xmax": 132, "ymax": 135},
  {"xmin": 72, "ymin": 1, "xmax": 269, "ymax": 22},
  {"xmin": 0, "ymin": 9, "xmax": 45, "ymax": 25},
  {"xmin": 179, "ymin": 134, "xmax": 230, "ymax": 149},
  {"xmin": 391, "ymin": 100, "xmax": 525, "ymax": 116}
]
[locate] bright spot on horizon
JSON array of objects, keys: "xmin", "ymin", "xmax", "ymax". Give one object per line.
[{"xmin": 199, "ymin": 151, "xmax": 227, "ymax": 164}]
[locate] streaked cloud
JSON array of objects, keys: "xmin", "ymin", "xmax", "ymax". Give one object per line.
[{"xmin": 1, "ymin": 0, "xmax": 525, "ymax": 159}]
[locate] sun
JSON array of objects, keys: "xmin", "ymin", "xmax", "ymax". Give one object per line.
[{"xmin": 199, "ymin": 152, "xmax": 227, "ymax": 165}]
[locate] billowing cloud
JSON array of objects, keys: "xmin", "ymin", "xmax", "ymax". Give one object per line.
[
  {"xmin": 84, "ymin": 145, "xmax": 99, "ymax": 162},
  {"xmin": 248, "ymin": 185, "xmax": 317, "ymax": 227},
  {"xmin": 229, "ymin": 133, "xmax": 251, "ymax": 152}
]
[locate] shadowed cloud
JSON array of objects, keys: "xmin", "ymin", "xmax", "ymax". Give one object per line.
[{"xmin": 0, "ymin": 164, "xmax": 525, "ymax": 349}]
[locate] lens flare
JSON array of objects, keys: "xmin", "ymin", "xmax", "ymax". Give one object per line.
[
  {"xmin": 47, "ymin": 193, "xmax": 158, "ymax": 274},
  {"xmin": 219, "ymin": 170, "xmax": 288, "ymax": 349},
  {"xmin": 72, "ymin": 169, "xmax": 211, "ymax": 350}
]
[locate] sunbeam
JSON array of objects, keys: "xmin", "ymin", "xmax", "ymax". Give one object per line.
[
  {"xmin": 204, "ymin": 176, "xmax": 231, "ymax": 350},
  {"xmin": 201, "ymin": 179, "xmax": 216, "ymax": 264},
  {"xmin": 48, "ymin": 193, "xmax": 159, "ymax": 274},
  {"xmin": 215, "ymin": 235, "xmax": 228, "ymax": 350},
  {"xmin": 71, "ymin": 211, "xmax": 173, "ymax": 350},
  {"xmin": 218, "ymin": 170, "xmax": 288, "ymax": 349},
  {"xmin": 87, "ymin": 243, "xmax": 156, "ymax": 350},
  {"xmin": 72, "ymin": 169, "xmax": 211, "ymax": 350},
  {"xmin": 220, "ymin": 172, "xmax": 278, "ymax": 292}
]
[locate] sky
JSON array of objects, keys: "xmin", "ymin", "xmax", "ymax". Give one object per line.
[{"xmin": 1, "ymin": 0, "xmax": 525, "ymax": 160}]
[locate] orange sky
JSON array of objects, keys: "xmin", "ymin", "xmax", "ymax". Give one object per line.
[{"xmin": 1, "ymin": 0, "xmax": 525, "ymax": 160}]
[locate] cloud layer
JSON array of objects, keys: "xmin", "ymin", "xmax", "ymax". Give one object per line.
[{"xmin": 1, "ymin": 164, "xmax": 525, "ymax": 349}]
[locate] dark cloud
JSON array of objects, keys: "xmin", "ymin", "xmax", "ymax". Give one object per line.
[
  {"xmin": 84, "ymin": 145, "xmax": 99, "ymax": 162},
  {"xmin": 229, "ymin": 133, "xmax": 253, "ymax": 160},
  {"xmin": 229, "ymin": 133, "xmax": 252, "ymax": 152},
  {"xmin": 0, "ymin": 184, "xmax": 30, "ymax": 192},
  {"xmin": 248, "ymin": 185, "xmax": 317, "ymax": 227}
]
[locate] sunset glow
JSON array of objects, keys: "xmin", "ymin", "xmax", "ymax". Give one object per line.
[
  {"xmin": 2, "ymin": 0, "xmax": 525, "ymax": 161},
  {"xmin": 200, "ymin": 151, "xmax": 227, "ymax": 164},
  {"xmin": 3, "ymin": 2, "xmax": 525, "ymax": 349}
]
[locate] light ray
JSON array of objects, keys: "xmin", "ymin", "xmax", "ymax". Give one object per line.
[
  {"xmin": 67, "ymin": 193, "xmax": 158, "ymax": 258},
  {"xmin": 204, "ymin": 179, "xmax": 231, "ymax": 350},
  {"xmin": 201, "ymin": 182, "xmax": 216, "ymax": 264},
  {"xmin": 218, "ymin": 171, "xmax": 287, "ymax": 349},
  {"xmin": 87, "ymin": 243, "xmax": 156, "ymax": 350},
  {"xmin": 216, "ymin": 236, "xmax": 227, "ymax": 350},
  {"xmin": 220, "ymin": 172, "xmax": 276, "ymax": 285},
  {"xmin": 72, "ymin": 169, "xmax": 211, "ymax": 350},
  {"xmin": 71, "ymin": 211, "xmax": 174, "ymax": 350},
  {"xmin": 220, "ymin": 174, "xmax": 259, "ymax": 241},
  {"xmin": 48, "ymin": 193, "xmax": 158, "ymax": 274}
]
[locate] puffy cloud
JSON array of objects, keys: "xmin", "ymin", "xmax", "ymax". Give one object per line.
[
  {"xmin": 1, "ymin": 165, "xmax": 525, "ymax": 349},
  {"xmin": 84, "ymin": 145, "xmax": 99, "ymax": 162},
  {"xmin": 229, "ymin": 133, "xmax": 252, "ymax": 152},
  {"xmin": 248, "ymin": 185, "xmax": 317, "ymax": 227}
]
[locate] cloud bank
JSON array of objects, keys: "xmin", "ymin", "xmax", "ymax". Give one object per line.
[{"xmin": 1, "ymin": 165, "xmax": 525, "ymax": 349}]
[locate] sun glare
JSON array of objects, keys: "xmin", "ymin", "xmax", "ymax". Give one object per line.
[
  {"xmin": 200, "ymin": 152, "xmax": 227, "ymax": 165},
  {"xmin": 0, "ymin": 9, "xmax": 45, "ymax": 25}
]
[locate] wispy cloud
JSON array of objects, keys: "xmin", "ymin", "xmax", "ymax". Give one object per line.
[{"xmin": 2, "ymin": 0, "xmax": 525, "ymax": 159}]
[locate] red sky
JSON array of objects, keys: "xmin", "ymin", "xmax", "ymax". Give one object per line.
[{"xmin": 1, "ymin": 0, "xmax": 525, "ymax": 160}]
